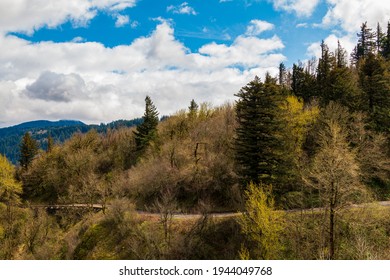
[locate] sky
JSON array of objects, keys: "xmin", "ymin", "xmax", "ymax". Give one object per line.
[{"xmin": 1, "ymin": 0, "xmax": 390, "ymax": 127}]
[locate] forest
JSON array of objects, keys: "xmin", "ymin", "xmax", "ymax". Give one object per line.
[{"xmin": 0, "ymin": 22, "xmax": 389, "ymax": 260}]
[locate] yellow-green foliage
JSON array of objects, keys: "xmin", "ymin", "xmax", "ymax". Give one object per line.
[
  {"xmin": 239, "ymin": 182, "xmax": 285, "ymax": 260},
  {"xmin": 280, "ymin": 95, "xmax": 319, "ymax": 162},
  {"xmin": 0, "ymin": 154, "xmax": 22, "ymax": 205}
]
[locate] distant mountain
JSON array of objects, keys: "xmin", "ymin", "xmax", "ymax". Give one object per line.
[
  {"xmin": 0, "ymin": 120, "xmax": 86, "ymax": 137},
  {"xmin": 0, "ymin": 118, "xmax": 142, "ymax": 164},
  {"xmin": 10, "ymin": 120, "xmax": 85, "ymax": 129}
]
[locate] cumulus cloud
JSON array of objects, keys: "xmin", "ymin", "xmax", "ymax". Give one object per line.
[
  {"xmin": 25, "ymin": 72, "xmax": 87, "ymax": 102},
  {"xmin": 167, "ymin": 2, "xmax": 197, "ymax": 15},
  {"xmin": 306, "ymin": 33, "xmax": 356, "ymax": 59},
  {"xmin": 322, "ymin": 0, "xmax": 390, "ymax": 34},
  {"xmin": 0, "ymin": 0, "xmax": 137, "ymax": 34},
  {"xmin": 270, "ymin": 0, "xmax": 320, "ymax": 17},
  {"xmin": 306, "ymin": 0, "xmax": 390, "ymax": 60},
  {"xmin": 245, "ymin": 20, "xmax": 274, "ymax": 36},
  {"xmin": 0, "ymin": 19, "xmax": 285, "ymax": 127},
  {"xmin": 115, "ymin": 15, "xmax": 130, "ymax": 27}
]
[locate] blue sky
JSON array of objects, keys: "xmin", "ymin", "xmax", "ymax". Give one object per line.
[{"xmin": 1, "ymin": 0, "xmax": 390, "ymax": 127}]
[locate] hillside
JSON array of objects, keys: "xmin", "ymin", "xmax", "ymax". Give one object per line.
[
  {"xmin": 0, "ymin": 118, "xmax": 142, "ymax": 164},
  {"xmin": 1, "ymin": 29, "xmax": 390, "ymax": 260}
]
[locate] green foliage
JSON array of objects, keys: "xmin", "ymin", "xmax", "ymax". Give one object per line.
[
  {"xmin": 0, "ymin": 154, "xmax": 22, "ymax": 206},
  {"xmin": 239, "ymin": 182, "xmax": 284, "ymax": 260},
  {"xmin": 3, "ymin": 21, "xmax": 390, "ymax": 259},
  {"xmin": 19, "ymin": 132, "xmax": 39, "ymax": 169},
  {"xmin": 188, "ymin": 99, "xmax": 199, "ymax": 118},
  {"xmin": 134, "ymin": 96, "xmax": 159, "ymax": 155},
  {"xmin": 291, "ymin": 62, "xmax": 316, "ymax": 103},
  {"xmin": 234, "ymin": 76, "xmax": 285, "ymax": 186},
  {"xmin": 358, "ymin": 53, "xmax": 390, "ymax": 133}
]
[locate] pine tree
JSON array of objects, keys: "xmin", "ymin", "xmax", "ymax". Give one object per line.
[
  {"xmin": 291, "ymin": 62, "xmax": 316, "ymax": 103},
  {"xmin": 317, "ymin": 41, "xmax": 335, "ymax": 103},
  {"xmin": 359, "ymin": 53, "xmax": 390, "ymax": 133},
  {"xmin": 47, "ymin": 132, "xmax": 54, "ymax": 153},
  {"xmin": 382, "ymin": 22, "xmax": 390, "ymax": 59},
  {"xmin": 19, "ymin": 132, "xmax": 38, "ymax": 169},
  {"xmin": 376, "ymin": 23, "xmax": 385, "ymax": 54},
  {"xmin": 352, "ymin": 22, "xmax": 375, "ymax": 63},
  {"xmin": 133, "ymin": 96, "xmax": 159, "ymax": 153},
  {"xmin": 234, "ymin": 76, "xmax": 284, "ymax": 186},
  {"xmin": 188, "ymin": 99, "xmax": 199, "ymax": 118},
  {"xmin": 278, "ymin": 62, "xmax": 286, "ymax": 86}
]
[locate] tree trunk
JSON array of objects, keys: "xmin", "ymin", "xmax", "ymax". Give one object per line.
[{"xmin": 329, "ymin": 206, "xmax": 335, "ymax": 260}]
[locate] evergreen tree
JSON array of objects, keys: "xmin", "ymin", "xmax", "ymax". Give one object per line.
[
  {"xmin": 133, "ymin": 96, "xmax": 159, "ymax": 153},
  {"xmin": 278, "ymin": 62, "xmax": 286, "ymax": 86},
  {"xmin": 359, "ymin": 53, "xmax": 390, "ymax": 133},
  {"xmin": 317, "ymin": 41, "xmax": 335, "ymax": 103},
  {"xmin": 352, "ymin": 22, "xmax": 375, "ymax": 63},
  {"xmin": 376, "ymin": 23, "xmax": 385, "ymax": 54},
  {"xmin": 382, "ymin": 22, "xmax": 390, "ymax": 59},
  {"xmin": 47, "ymin": 132, "xmax": 54, "ymax": 153},
  {"xmin": 291, "ymin": 62, "xmax": 316, "ymax": 103},
  {"xmin": 234, "ymin": 76, "xmax": 284, "ymax": 186},
  {"xmin": 19, "ymin": 132, "xmax": 38, "ymax": 169},
  {"xmin": 188, "ymin": 99, "xmax": 199, "ymax": 118}
]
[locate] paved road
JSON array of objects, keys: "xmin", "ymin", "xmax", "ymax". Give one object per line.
[{"xmin": 29, "ymin": 200, "xmax": 390, "ymax": 219}]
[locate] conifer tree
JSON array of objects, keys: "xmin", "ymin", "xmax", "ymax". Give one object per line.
[
  {"xmin": 188, "ymin": 99, "xmax": 199, "ymax": 118},
  {"xmin": 352, "ymin": 22, "xmax": 375, "ymax": 63},
  {"xmin": 317, "ymin": 41, "xmax": 334, "ymax": 103},
  {"xmin": 291, "ymin": 62, "xmax": 316, "ymax": 103},
  {"xmin": 234, "ymin": 75, "xmax": 284, "ymax": 186},
  {"xmin": 359, "ymin": 53, "xmax": 390, "ymax": 133},
  {"xmin": 278, "ymin": 62, "xmax": 286, "ymax": 86},
  {"xmin": 376, "ymin": 23, "xmax": 385, "ymax": 54},
  {"xmin": 19, "ymin": 132, "xmax": 38, "ymax": 169},
  {"xmin": 133, "ymin": 96, "xmax": 159, "ymax": 153},
  {"xmin": 47, "ymin": 132, "xmax": 54, "ymax": 153},
  {"xmin": 382, "ymin": 22, "xmax": 390, "ymax": 59}
]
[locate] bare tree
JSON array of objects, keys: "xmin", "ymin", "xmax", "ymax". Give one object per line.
[{"xmin": 303, "ymin": 104, "xmax": 366, "ymax": 259}]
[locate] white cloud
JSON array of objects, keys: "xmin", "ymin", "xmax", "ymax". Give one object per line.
[
  {"xmin": 0, "ymin": 0, "xmax": 137, "ymax": 34},
  {"xmin": 245, "ymin": 20, "xmax": 274, "ymax": 36},
  {"xmin": 270, "ymin": 0, "xmax": 321, "ymax": 17},
  {"xmin": 322, "ymin": 0, "xmax": 390, "ymax": 34},
  {"xmin": 71, "ymin": 36, "xmax": 86, "ymax": 43},
  {"xmin": 307, "ymin": 34, "xmax": 356, "ymax": 59},
  {"xmin": 0, "ymin": 20, "xmax": 285, "ymax": 127},
  {"xmin": 25, "ymin": 71, "xmax": 87, "ymax": 102},
  {"xmin": 115, "ymin": 15, "xmax": 130, "ymax": 27},
  {"xmin": 296, "ymin": 23, "xmax": 308, "ymax": 28},
  {"xmin": 306, "ymin": 0, "xmax": 390, "ymax": 60},
  {"xmin": 90, "ymin": 0, "xmax": 137, "ymax": 11},
  {"xmin": 167, "ymin": 2, "xmax": 197, "ymax": 15}
]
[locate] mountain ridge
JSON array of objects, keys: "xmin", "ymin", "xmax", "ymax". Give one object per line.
[{"xmin": 0, "ymin": 118, "xmax": 142, "ymax": 164}]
